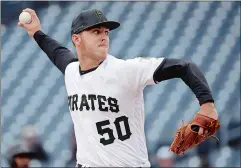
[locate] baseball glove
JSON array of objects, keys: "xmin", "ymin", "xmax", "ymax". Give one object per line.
[{"xmin": 169, "ymin": 113, "xmax": 220, "ymax": 155}]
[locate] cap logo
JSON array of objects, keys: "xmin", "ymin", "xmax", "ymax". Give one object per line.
[{"xmin": 94, "ymin": 10, "xmax": 105, "ymax": 22}]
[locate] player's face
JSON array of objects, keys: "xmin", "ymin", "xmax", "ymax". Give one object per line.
[{"xmin": 80, "ymin": 26, "xmax": 110, "ymax": 60}]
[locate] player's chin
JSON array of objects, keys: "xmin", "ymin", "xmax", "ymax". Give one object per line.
[
  {"xmin": 98, "ymin": 49, "xmax": 108, "ymax": 57},
  {"xmin": 94, "ymin": 53, "xmax": 107, "ymax": 61}
]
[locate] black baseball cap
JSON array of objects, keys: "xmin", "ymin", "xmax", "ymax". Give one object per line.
[{"xmin": 71, "ymin": 9, "xmax": 120, "ymax": 35}]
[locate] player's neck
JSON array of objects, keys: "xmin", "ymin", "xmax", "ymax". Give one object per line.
[{"xmin": 78, "ymin": 56, "xmax": 104, "ymax": 71}]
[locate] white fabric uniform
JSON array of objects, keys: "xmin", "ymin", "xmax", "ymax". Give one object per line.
[{"xmin": 64, "ymin": 54, "xmax": 164, "ymax": 167}]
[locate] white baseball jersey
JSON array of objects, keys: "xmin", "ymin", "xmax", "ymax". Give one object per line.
[{"xmin": 65, "ymin": 54, "xmax": 164, "ymax": 167}]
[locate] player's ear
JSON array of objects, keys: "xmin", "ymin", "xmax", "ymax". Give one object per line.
[{"xmin": 72, "ymin": 34, "xmax": 81, "ymax": 46}]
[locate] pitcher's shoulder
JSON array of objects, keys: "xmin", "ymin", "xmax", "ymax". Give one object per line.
[
  {"xmin": 108, "ymin": 54, "xmax": 124, "ymax": 62},
  {"xmin": 107, "ymin": 54, "xmax": 136, "ymax": 65},
  {"xmin": 65, "ymin": 60, "xmax": 79, "ymax": 74}
]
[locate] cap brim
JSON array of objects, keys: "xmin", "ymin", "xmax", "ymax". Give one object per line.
[{"xmin": 90, "ymin": 21, "xmax": 120, "ymax": 31}]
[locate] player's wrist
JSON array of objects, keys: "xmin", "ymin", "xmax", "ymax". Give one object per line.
[
  {"xmin": 199, "ymin": 102, "xmax": 218, "ymax": 119},
  {"xmin": 32, "ymin": 29, "xmax": 41, "ymax": 36},
  {"xmin": 29, "ymin": 27, "xmax": 41, "ymax": 37},
  {"xmin": 200, "ymin": 102, "xmax": 215, "ymax": 109}
]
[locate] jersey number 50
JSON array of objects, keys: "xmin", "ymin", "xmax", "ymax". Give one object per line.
[{"xmin": 96, "ymin": 116, "xmax": 132, "ymax": 145}]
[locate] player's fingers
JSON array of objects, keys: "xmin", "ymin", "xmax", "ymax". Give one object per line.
[
  {"xmin": 23, "ymin": 8, "xmax": 36, "ymax": 14},
  {"xmin": 17, "ymin": 22, "xmax": 22, "ymax": 27},
  {"xmin": 17, "ymin": 22, "xmax": 30, "ymax": 29},
  {"xmin": 17, "ymin": 22, "xmax": 24, "ymax": 27},
  {"xmin": 198, "ymin": 127, "xmax": 204, "ymax": 135},
  {"xmin": 23, "ymin": 8, "xmax": 38, "ymax": 20}
]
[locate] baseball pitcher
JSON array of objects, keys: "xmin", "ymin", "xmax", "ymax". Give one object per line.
[{"xmin": 18, "ymin": 8, "xmax": 220, "ymax": 167}]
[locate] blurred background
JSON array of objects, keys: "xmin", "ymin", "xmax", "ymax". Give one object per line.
[{"xmin": 1, "ymin": 1, "xmax": 240, "ymax": 167}]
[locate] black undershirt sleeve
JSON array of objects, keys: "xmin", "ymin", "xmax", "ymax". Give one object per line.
[
  {"xmin": 153, "ymin": 58, "xmax": 214, "ymax": 106},
  {"xmin": 33, "ymin": 30, "xmax": 78, "ymax": 74}
]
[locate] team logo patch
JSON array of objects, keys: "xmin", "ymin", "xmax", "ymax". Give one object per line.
[{"xmin": 94, "ymin": 10, "xmax": 106, "ymax": 22}]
